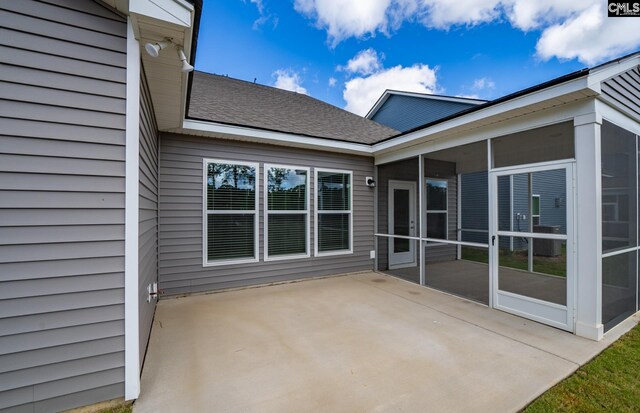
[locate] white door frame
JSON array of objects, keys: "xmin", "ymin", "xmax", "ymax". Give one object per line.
[
  {"xmin": 388, "ymin": 180, "xmax": 417, "ymax": 269},
  {"xmin": 490, "ymin": 160, "xmax": 576, "ymax": 331}
]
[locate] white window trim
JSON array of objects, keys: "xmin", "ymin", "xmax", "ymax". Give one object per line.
[
  {"xmin": 532, "ymin": 194, "xmax": 541, "ymax": 223},
  {"xmin": 264, "ymin": 164, "xmax": 311, "ymax": 261},
  {"xmin": 425, "ymin": 177, "xmax": 448, "ymax": 242},
  {"xmin": 202, "ymin": 158, "xmax": 259, "ymax": 267},
  {"xmin": 314, "ymin": 168, "xmax": 354, "ymax": 257}
]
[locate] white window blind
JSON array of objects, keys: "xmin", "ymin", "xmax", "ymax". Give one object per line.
[
  {"xmin": 265, "ymin": 165, "xmax": 309, "ymax": 259},
  {"xmin": 316, "ymin": 170, "xmax": 352, "ymax": 255},
  {"xmin": 204, "ymin": 160, "xmax": 258, "ymax": 265}
]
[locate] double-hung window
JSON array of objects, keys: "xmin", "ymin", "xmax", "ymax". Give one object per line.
[
  {"xmin": 203, "ymin": 159, "xmax": 258, "ymax": 266},
  {"xmin": 315, "ymin": 169, "xmax": 353, "ymax": 255},
  {"xmin": 265, "ymin": 165, "xmax": 310, "ymax": 260},
  {"xmin": 426, "ymin": 178, "xmax": 447, "ymax": 240}
]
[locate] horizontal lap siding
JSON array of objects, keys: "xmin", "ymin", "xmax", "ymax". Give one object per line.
[
  {"xmin": 601, "ymin": 66, "xmax": 640, "ymax": 121},
  {"xmin": 425, "ymin": 159, "xmax": 457, "ymax": 263},
  {"xmin": 0, "ymin": 1, "xmax": 126, "ymax": 411},
  {"xmin": 371, "ymin": 94, "xmax": 478, "ymax": 132},
  {"xmin": 159, "ymin": 134, "xmax": 375, "ymax": 295},
  {"xmin": 138, "ymin": 70, "xmax": 158, "ymax": 364},
  {"xmin": 376, "ymin": 158, "xmax": 419, "ymax": 270}
]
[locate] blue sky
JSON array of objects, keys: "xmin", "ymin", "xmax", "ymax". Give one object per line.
[{"xmin": 194, "ymin": 1, "xmax": 639, "ymax": 116}]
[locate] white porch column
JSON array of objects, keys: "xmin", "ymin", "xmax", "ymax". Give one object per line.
[{"xmin": 574, "ymin": 112, "xmax": 604, "ymax": 340}]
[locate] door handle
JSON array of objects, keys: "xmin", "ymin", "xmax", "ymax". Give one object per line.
[{"xmin": 492, "ymin": 235, "xmax": 496, "ymax": 246}]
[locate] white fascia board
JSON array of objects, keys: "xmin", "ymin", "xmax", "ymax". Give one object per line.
[
  {"xmin": 365, "ymin": 92, "xmax": 391, "ymax": 119},
  {"xmin": 586, "ymin": 53, "xmax": 640, "ymax": 87},
  {"xmin": 124, "ymin": 18, "xmax": 141, "ymax": 401},
  {"xmin": 365, "ymin": 90, "xmax": 486, "ymax": 119},
  {"xmin": 129, "ymin": 0, "xmax": 193, "ymax": 27},
  {"xmin": 181, "ymin": 119, "xmax": 374, "ymax": 156},
  {"xmin": 374, "ymin": 98, "xmax": 596, "ymax": 165},
  {"xmin": 372, "ymin": 75, "xmax": 595, "ymax": 154},
  {"xmin": 597, "ymin": 99, "xmax": 640, "ymax": 135},
  {"xmin": 385, "ymin": 90, "xmax": 487, "ymax": 105}
]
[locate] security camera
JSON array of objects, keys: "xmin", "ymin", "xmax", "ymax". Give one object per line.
[{"xmin": 365, "ymin": 177, "xmax": 376, "ymax": 187}]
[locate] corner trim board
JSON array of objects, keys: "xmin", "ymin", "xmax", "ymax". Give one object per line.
[{"xmin": 125, "ymin": 18, "xmax": 141, "ymax": 401}]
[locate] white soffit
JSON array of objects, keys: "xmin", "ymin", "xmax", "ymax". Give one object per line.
[
  {"xmin": 128, "ymin": 0, "xmax": 195, "ymax": 131},
  {"xmin": 129, "ymin": 0, "xmax": 192, "ymax": 27}
]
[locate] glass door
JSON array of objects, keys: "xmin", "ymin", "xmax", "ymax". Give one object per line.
[
  {"xmin": 490, "ymin": 162, "xmax": 574, "ymax": 331},
  {"xmin": 388, "ymin": 180, "xmax": 417, "ymax": 269}
]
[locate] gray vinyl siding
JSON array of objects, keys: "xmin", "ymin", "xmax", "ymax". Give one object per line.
[
  {"xmin": 158, "ymin": 134, "xmax": 375, "ymax": 296},
  {"xmin": 371, "ymin": 94, "xmax": 479, "ymax": 132},
  {"xmin": 375, "ymin": 158, "xmax": 458, "ymax": 269},
  {"xmin": 460, "ymin": 172, "xmax": 490, "ymax": 245},
  {"xmin": 533, "ymin": 170, "xmax": 567, "ymax": 234},
  {"xmin": 600, "ymin": 65, "xmax": 640, "ymax": 121},
  {"xmin": 512, "ymin": 174, "xmax": 529, "ymax": 250},
  {"xmin": 424, "ymin": 159, "xmax": 457, "ymax": 263},
  {"xmin": 0, "ymin": 1, "xmax": 126, "ymax": 411},
  {"xmin": 377, "ymin": 158, "xmax": 419, "ymax": 270},
  {"xmin": 138, "ymin": 70, "xmax": 158, "ymax": 365}
]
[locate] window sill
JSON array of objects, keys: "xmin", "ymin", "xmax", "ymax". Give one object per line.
[
  {"xmin": 264, "ymin": 253, "xmax": 310, "ymax": 262},
  {"xmin": 315, "ymin": 249, "xmax": 353, "ymax": 257},
  {"xmin": 202, "ymin": 257, "xmax": 259, "ymax": 267}
]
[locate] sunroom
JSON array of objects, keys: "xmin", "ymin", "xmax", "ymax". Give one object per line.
[{"xmin": 371, "ymin": 56, "xmax": 640, "ymax": 340}]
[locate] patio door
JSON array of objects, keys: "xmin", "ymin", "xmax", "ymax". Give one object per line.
[
  {"xmin": 490, "ymin": 162, "xmax": 575, "ymax": 331},
  {"xmin": 388, "ymin": 180, "xmax": 416, "ymax": 269}
]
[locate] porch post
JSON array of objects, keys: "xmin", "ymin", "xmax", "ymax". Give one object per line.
[
  {"xmin": 374, "ymin": 165, "xmax": 379, "ymax": 271},
  {"xmin": 419, "ymin": 154, "xmax": 425, "ymax": 285},
  {"xmin": 574, "ymin": 112, "xmax": 604, "ymax": 340}
]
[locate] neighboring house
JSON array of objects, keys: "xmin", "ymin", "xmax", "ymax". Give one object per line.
[
  {"xmin": 1, "ymin": 1, "xmax": 640, "ymax": 412},
  {"xmin": 366, "ymin": 90, "xmax": 486, "ymax": 133}
]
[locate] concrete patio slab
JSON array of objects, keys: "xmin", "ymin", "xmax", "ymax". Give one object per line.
[{"xmin": 134, "ymin": 272, "xmax": 638, "ymax": 413}]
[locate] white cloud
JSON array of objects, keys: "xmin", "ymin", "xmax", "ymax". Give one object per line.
[
  {"xmin": 294, "ymin": 0, "xmax": 393, "ymax": 46},
  {"xmin": 505, "ymin": 0, "xmax": 594, "ymax": 31},
  {"xmin": 535, "ymin": 4, "xmax": 640, "ymax": 65},
  {"xmin": 418, "ymin": 0, "xmax": 502, "ymax": 29},
  {"xmin": 472, "ymin": 77, "xmax": 495, "ymax": 90},
  {"xmin": 341, "ymin": 48, "xmax": 383, "ymax": 75},
  {"xmin": 343, "ymin": 64, "xmax": 437, "ymax": 116},
  {"xmin": 253, "ymin": 14, "xmax": 279, "ymax": 30},
  {"xmin": 293, "ymin": 0, "xmax": 639, "ymax": 64},
  {"xmin": 246, "ymin": 0, "xmax": 264, "ymax": 14},
  {"xmin": 243, "ymin": 0, "xmax": 279, "ymax": 31},
  {"xmin": 328, "ymin": 77, "xmax": 337, "ymax": 87},
  {"xmin": 273, "ymin": 69, "xmax": 308, "ymax": 94}
]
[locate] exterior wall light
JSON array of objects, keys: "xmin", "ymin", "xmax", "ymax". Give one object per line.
[
  {"xmin": 144, "ymin": 40, "xmax": 171, "ymax": 58},
  {"xmin": 177, "ymin": 47, "xmax": 194, "ymax": 73},
  {"xmin": 144, "ymin": 39, "xmax": 194, "ymax": 73}
]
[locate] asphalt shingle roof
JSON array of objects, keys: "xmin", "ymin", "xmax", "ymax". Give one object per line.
[{"xmin": 187, "ymin": 71, "xmax": 400, "ymax": 144}]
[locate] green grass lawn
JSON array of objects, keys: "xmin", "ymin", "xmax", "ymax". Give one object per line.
[
  {"xmin": 461, "ymin": 245, "xmax": 567, "ymax": 277},
  {"xmin": 98, "ymin": 404, "xmax": 132, "ymax": 413},
  {"xmin": 525, "ymin": 324, "xmax": 640, "ymax": 413}
]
